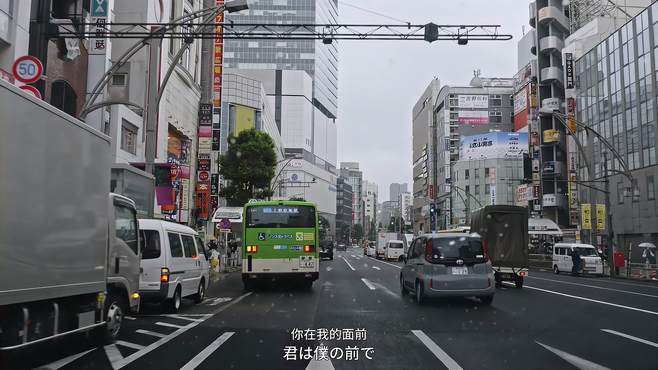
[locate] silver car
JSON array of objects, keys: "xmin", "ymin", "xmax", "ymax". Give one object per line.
[{"xmin": 400, "ymin": 233, "xmax": 495, "ymax": 305}]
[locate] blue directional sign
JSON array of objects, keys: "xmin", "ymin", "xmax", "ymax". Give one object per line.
[{"xmin": 90, "ymin": 0, "xmax": 109, "ymax": 17}]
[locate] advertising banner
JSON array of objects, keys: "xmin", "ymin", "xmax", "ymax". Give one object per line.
[
  {"xmin": 565, "ymin": 53, "xmax": 575, "ymax": 89},
  {"xmin": 458, "ymin": 111, "xmax": 489, "ymax": 125},
  {"xmin": 543, "ymin": 129, "xmax": 560, "ymax": 143},
  {"xmin": 596, "ymin": 204, "xmax": 606, "ymax": 230},
  {"xmin": 458, "ymin": 95, "xmax": 488, "ymax": 108},
  {"xmin": 513, "ymin": 86, "xmax": 528, "ymax": 115},
  {"xmin": 543, "ymin": 194, "xmax": 557, "ymax": 207},
  {"xmin": 235, "ymin": 105, "xmax": 256, "ymax": 134},
  {"xmin": 460, "ymin": 132, "xmax": 528, "ymax": 160},
  {"xmin": 181, "ymin": 179, "xmax": 190, "ymax": 209},
  {"xmin": 581, "ymin": 204, "xmax": 592, "ymax": 230}
]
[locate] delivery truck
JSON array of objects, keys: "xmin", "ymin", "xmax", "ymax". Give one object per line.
[
  {"xmin": 376, "ymin": 232, "xmax": 399, "ymax": 259},
  {"xmin": 470, "ymin": 205, "xmax": 529, "ymax": 288},
  {"xmin": 0, "ymin": 79, "xmax": 141, "ymax": 367}
]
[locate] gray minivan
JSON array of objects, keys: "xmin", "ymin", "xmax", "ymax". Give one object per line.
[{"xmin": 400, "ymin": 233, "xmax": 495, "ymax": 305}]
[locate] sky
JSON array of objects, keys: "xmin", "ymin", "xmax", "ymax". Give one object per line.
[{"xmin": 336, "ymin": 0, "xmax": 528, "ymax": 201}]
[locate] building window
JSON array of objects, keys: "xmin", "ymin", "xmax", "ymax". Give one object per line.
[
  {"xmin": 617, "ymin": 182, "xmax": 624, "ymax": 204},
  {"xmin": 648, "ymin": 176, "xmax": 656, "ymax": 200},
  {"xmin": 50, "ymin": 80, "xmax": 77, "ymax": 117},
  {"xmin": 111, "ymin": 73, "xmax": 127, "ymax": 86},
  {"xmin": 489, "ymin": 110, "xmax": 502, "ymax": 123},
  {"xmin": 474, "ymin": 185, "xmax": 480, "ymax": 196},
  {"xmin": 465, "ymin": 185, "xmax": 470, "ymax": 195},
  {"xmin": 121, "ymin": 120, "xmax": 138, "ymax": 155},
  {"xmin": 464, "ymin": 169, "xmax": 469, "ymax": 180},
  {"xmin": 485, "ymin": 168, "xmax": 490, "ymax": 178},
  {"xmin": 485, "ymin": 184, "xmax": 490, "ymax": 194},
  {"xmin": 490, "ymin": 95, "xmax": 502, "ymax": 106},
  {"xmin": 474, "ymin": 168, "xmax": 480, "ymax": 178}
]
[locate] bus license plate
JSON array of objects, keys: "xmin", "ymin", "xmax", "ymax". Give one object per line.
[
  {"xmin": 451, "ymin": 267, "xmax": 468, "ymax": 275},
  {"xmin": 300, "ymin": 259, "xmax": 315, "ymax": 268}
]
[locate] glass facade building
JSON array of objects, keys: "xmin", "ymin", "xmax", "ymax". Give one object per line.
[
  {"xmin": 223, "ymin": 0, "xmax": 339, "ymax": 118},
  {"xmin": 574, "ymin": 4, "xmax": 658, "ymax": 252}
]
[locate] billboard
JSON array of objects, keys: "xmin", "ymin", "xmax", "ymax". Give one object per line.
[
  {"xmin": 543, "ymin": 129, "xmax": 560, "ymax": 143},
  {"xmin": 458, "ymin": 111, "xmax": 489, "ymax": 125},
  {"xmin": 513, "ymin": 86, "xmax": 529, "ymax": 131},
  {"xmin": 460, "ymin": 132, "xmax": 529, "ymax": 160},
  {"xmin": 234, "ymin": 105, "xmax": 256, "ymax": 134},
  {"xmin": 458, "ymin": 95, "xmax": 488, "ymax": 108}
]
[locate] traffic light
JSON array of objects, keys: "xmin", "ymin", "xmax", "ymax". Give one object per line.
[{"xmin": 430, "ymin": 203, "xmax": 436, "ymax": 214}]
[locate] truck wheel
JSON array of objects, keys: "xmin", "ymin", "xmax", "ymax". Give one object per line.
[
  {"xmin": 103, "ymin": 292, "xmax": 125, "ymax": 343},
  {"xmin": 193, "ymin": 280, "xmax": 205, "ymax": 304},
  {"xmin": 514, "ymin": 276, "xmax": 524, "ymax": 289},
  {"xmin": 553, "ymin": 265, "xmax": 560, "ymax": 274},
  {"xmin": 165, "ymin": 286, "xmax": 182, "ymax": 313}
]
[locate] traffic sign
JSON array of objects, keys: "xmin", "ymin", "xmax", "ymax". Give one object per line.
[
  {"xmin": 90, "ymin": 0, "xmax": 109, "ymax": 17},
  {"xmin": 219, "ymin": 218, "xmax": 231, "ymax": 229},
  {"xmin": 12, "ymin": 56, "xmax": 43, "ymax": 84},
  {"xmin": 19, "ymin": 85, "xmax": 42, "ymax": 100},
  {"xmin": 198, "ymin": 171, "xmax": 210, "ymax": 181}
]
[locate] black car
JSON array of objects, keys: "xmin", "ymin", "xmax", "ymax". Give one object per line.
[
  {"xmin": 319, "ymin": 241, "xmax": 334, "ymax": 260},
  {"xmin": 336, "ymin": 243, "xmax": 347, "ymax": 251}
]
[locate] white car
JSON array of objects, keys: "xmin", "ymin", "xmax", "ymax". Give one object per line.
[
  {"xmin": 385, "ymin": 240, "xmax": 405, "ymax": 261},
  {"xmin": 367, "ymin": 244, "xmax": 376, "ymax": 257},
  {"xmin": 552, "ymin": 243, "xmax": 603, "ymax": 275},
  {"xmin": 138, "ymin": 220, "xmax": 211, "ymax": 312}
]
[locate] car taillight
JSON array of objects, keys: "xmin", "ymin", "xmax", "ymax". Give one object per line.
[
  {"xmin": 304, "ymin": 245, "xmax": 315, "ymax": 253},
  {"xmin": 160, "ymin": 267, "xmax": 170, "ymax": 283},
  {"xmin": 425, "ymin": 238, "xmax": 433, "ymax": 262},
  {"xmin": 246, "ymin": 245, "xmax": 258, "ymax": 253}
]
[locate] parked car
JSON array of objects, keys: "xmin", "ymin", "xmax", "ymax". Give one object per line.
[
  {"xmin": 320, "ymin": 241, "xmax": 334, "ymax": 260},
  {"xmin": 400, "ymin": 233, "xmax": 494, "ymax": 305},
  {"xmin": 552, "ymin": 243, "xmax": 603, "ymax": 275},
  {"xmin": 385, "ymin": 240, "xmax": 405, "ymax": 261},
  {"xmin": 366, "ymin": 242, "xmax": 376, "ymax": 257},
  {"xmin": 138, "ymin": 220, "xmax": 210, "ymax": 312}
]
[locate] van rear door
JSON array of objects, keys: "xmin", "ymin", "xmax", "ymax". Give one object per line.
[{"xmin": 139, "ymin": 226, "xmax": 164, "ymax": 292}]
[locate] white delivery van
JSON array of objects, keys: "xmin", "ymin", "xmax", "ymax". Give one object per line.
[
  {"xmin": 552, "ymin": 243, "xmax": 603, "ymax": 275},
  {"xmin": 386, "ymin": 240, "xmax": 405, "ymax": 261},
  {"xmin": 138, "ymin": 220, "xmax": 210, "ymax": 311}
]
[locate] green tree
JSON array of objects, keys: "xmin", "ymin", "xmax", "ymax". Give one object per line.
[
  {"xmin": 352, "ymin": 224, "xmax": 364, "ymax": 240},
  {"xmin": 219, "ymin": 129, "xmax": 276, "ymax": 206}
]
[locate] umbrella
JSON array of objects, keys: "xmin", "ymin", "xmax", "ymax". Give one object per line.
[{"xmin": 638, "ymin": 242, "xmax": 656, "ymax": 249}]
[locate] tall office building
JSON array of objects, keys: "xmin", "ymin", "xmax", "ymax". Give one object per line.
[
  {"xmin": 340, "ymin": 162, "xmax": 363, "ymax": 226},
  {"xmin": 389, "ymin": 183, "xmax": 408, "ymax": 202}
]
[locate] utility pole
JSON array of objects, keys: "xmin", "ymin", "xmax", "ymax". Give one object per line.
[
  {"xmin": 144, "ymin": 34, "xmax": 163, "ymax": 218},
  {"xmin": 603, "ymin": 151, "xmax": 615, "ymax": 276}
]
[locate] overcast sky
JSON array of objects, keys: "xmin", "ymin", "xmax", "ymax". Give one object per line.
[{"xmin": 336, "ymin": 0, "xmax": 528, "ymax": 201}]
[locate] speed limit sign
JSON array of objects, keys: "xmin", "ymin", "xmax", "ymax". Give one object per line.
[{"xmin": 12, "ymin": 56, "xmax": 43, "ymax": 84}]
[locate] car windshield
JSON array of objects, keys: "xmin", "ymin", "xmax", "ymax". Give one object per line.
[
  {"xmin": 246, "ymin": 205, "xmax": 315, "ymax": 228},
  {"xmin": 576, "ymin": 247, "xmax": 598, "ymax": 256},
  {"xmin": 431, "ymin": 237, "xmax": 484, "ymax": 260},
  {"xmin": 389, "ymin": 242, "xmax": 403, "ymax": 249}
]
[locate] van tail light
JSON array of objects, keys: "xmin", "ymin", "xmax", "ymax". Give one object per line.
[
  {"xmin": 304, "ymin": 245, "xmax": 315, "ymax": 253},
  {"xmin": 425, "ymin": 238, "xmax": 433, "ymax": 262},
  {"xmin": 160, "ymin": 267, "xmax": 170, "ymax": 283},
  {"xmin": 246, "ymin": 245, "xmax": 258, "ymax": 253}
]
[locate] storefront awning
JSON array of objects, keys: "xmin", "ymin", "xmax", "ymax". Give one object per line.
[{"xmin": 528, "ymin": 218, "xmax": 563, "ymax": 236}]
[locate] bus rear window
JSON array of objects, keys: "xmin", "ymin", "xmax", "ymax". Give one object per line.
[{"xmin": 247, "ymin": 205, "xmax": 316, "ymax": 228}]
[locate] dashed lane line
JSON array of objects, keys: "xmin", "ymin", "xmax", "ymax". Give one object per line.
[
  {"xmin": 361, "ymin": 278, "xmax": 376, "ymax": 290},
  {"xmin": 366, "ymin": 256, "xmax": 402, "ymax": 269},
  {"xmin": 536, "ymin": 341, "xmax": 611, "ymax": 370},
  {"xmin": 179, "ymin": 332, "xmax": 235, "ymax": 370},
  {"xmin": 601, "ymin": 329, "xmax": 658, "ymax": 348},
  {"xmin": 411, "ymin": 330, "xmax": 463, "ymax": 370},
  {"xmin": 341, "ymin": 256, "xmax": 356, "ymax": 271},
  {"xmin": 527, "ymin": 276, "xmax": 658, "ymax": 298},
  {"xmin": 372, "ymin": 266, "xmax": 381, "ymax": 270}
]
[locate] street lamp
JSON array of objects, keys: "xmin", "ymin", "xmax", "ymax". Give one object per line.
[{"xmin": 270, "ymin": 154, "xmax": 303, "ymax": 196}]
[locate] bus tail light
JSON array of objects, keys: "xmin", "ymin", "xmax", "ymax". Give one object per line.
[
  {"xmin": 160, "ymin": 268, "xmax": 170, "ymax": 283},
  {"xmin": 304, "ymin": 245, "xmax": 315, "ymax": 253},
  {"xmin": 246, "ymin": 245, "xmax": 258, "ymax": 253}
]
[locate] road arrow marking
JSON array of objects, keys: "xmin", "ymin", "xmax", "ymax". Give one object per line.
[
  {"xmin": 536, "ymin": 341, "xmax": 611, "ymax": 370},
  {"xmin": 305, "ymin": 357, "xmax": 336, "ymax": 370},
  {"xmin": 601, "ymin": 329, "xmax": 658, "ymax": 348},
  {"xmin": 412, "ymin": 330, "xmax": 463, "ymax": 370},
  {"xmin": 179, "ymin": 332, "xmax": 235, "ymax": 370}
]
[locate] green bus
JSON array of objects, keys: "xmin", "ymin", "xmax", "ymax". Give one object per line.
[{"xmin": 242, "ymin": 200, "xmax": 319, "ymax": 289}]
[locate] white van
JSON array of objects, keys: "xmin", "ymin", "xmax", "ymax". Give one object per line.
[
  {"xmin": 386, "ymin": 240, "xmax": 405, "ymax": 261},
  {"xmin": 552, "ymin": 243, "xmax": 603, "ymax": 275},
  {"xmin": 138, "ymin": 220, "xmax": 210, "ymax": 311}
]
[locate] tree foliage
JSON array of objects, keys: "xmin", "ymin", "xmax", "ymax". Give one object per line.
[{"xmin": 219, "ymin": 129, "xmax": 277, "ymax": 206}]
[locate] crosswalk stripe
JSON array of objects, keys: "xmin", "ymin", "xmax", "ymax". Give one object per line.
[
  {"xmin": 412, "ymin": 330, "xmax": 463, "ymax": 370},
  {"xmin": 116, "ymin": 340, "xmax": 145, "ymax": 350},
  {"xmin": 360, "ymin": 278, "xmax": 376, "ymax": 290},
  {"xmin": 601, "ymin": 329, "xmax": 658, "ymax": 348},
  {"xmin": 124, "ymin": 316, "xmax": 136, "ymax": 320},
  {"xmin": 136, "ymin": 329, "xmax": 167, "ymax": 338},
  {"xmin": 208, "ymin": 297, "xmax": 233, "ymax": 306},
  {"xmin": 179, "ymin": 332, "xmax": 235, "ymax": 370},
  {"xmin": 536, "ymin": 341, "xmax": 611, "ymax": 370},
  {"xmin": 34, "ymin": 349, "xmax": 95, "ymax": 369},
  {"xmin": 166, "ymin": 315, "xmax": 204, "ymax": 322},
  {"xmin": 156, "ymin": 321, "xmax": 186, "ymax": 329},
  {"xmin": 104, "ymin": 344, "xmax": 124, "ymax": 370}
]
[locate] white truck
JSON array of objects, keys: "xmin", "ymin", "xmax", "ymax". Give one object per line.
[
  {"xmin": 0, "ymin": 80, "xmax": 141, "ymax": 367},
  {"xmin": 376, "ymin": 232, "xmax": 399, "ymax": 259}
]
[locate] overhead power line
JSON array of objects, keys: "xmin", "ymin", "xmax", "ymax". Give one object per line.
[{"xmin": 338, "ymin": 1, "xmax": 410, "ymax": 24}]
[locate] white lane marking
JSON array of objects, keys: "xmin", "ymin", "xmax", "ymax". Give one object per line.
[
  {"xmin": 104, "ymin": 344, "xmax": 124, "ymax": 370},
  {"xmin": 411, "ymin": 330, "xmax": 463, "ymax": 370},
  {"xmin": 179, "ymin": 332, "xmax": 235, "ymax": 370},
  {"xmin": 136, "ymin": 329, "xmax": 168, "ymax": 338},
  {"xmin": 124, "ymin": 316, "xmax": 136, "ymax": 320},
  {"xmin": 166, "ymin": 315, "xmax": 204, "ymax": 322},
  {"xmin": 325, "ymin": 266, "xmax": 333, "ymax": 272},
  {"xmin": 113, "ymin": 292, "xmax": 252, "ymax": 369},
  {"xmin": 372, "ymin": 266, "xmax": 381, "ymax": 270},
  {"xmin": 361, "ymin": 278, "xmax": 376, "ymax": 290},
  {"xmin": 341, "ymin": 256, "xmax": 355, "ymax": 271},
  {"xmin": 155, "ymin": 321, "xmax": 185, "ymax": 329},
  {"xmin": 536, "ymin": 341, "xmax": 611, "ymax": 370},
  {"xmin": 595, "ymin": 278, "xmax": 658, "ymax": 290},
  {"xmin": 527, "ymin": 276, "xmax": 658, "ymax": 298},
  {"xmin": 350, "ymin": 254, "xmax": 356, "ymax": 258},
  {"xmin": 524, "ymin": 285, "xmax": 658, "ymax": 316},
  {"xmin": 35, "ymin": 349, "xmax": 95, "ymax": 370},
  {"xmin": 306, "ymin": 357, "xmax": 336, "ymax": 370},
  {"xmin": 367, "ymin": 256, "xmax": 402, "ymax": 269},
  {"xmin": 601, "ymin": 329, "xmax": 658, "ymax": 348},
  {"xmin": 116, "ymin": 340, "xmax": 145, "ymax": 350},
  {"xmin": 208, "ymin": 297, "xmax": 233, "ymax": 306},
  {"xmin": 370, "ymin": 281, "xmax": 402, "ymax": 300}
]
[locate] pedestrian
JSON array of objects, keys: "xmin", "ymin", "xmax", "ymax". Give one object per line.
[{"xmin": 571, "ymin": 248, "xmax": 581, "ymax": 276}]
